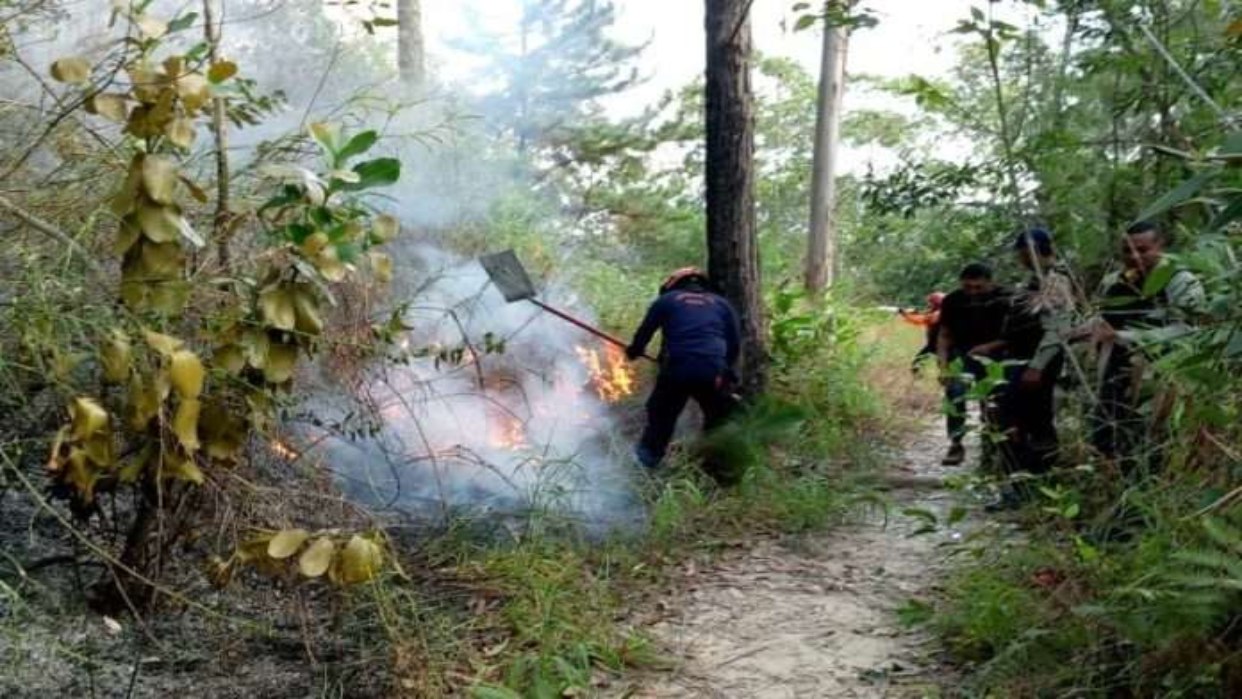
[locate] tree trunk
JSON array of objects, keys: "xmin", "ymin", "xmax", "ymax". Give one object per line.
[
  {"xmin": 397, "ymin": 0, "xmax": 425, "ymax": 92},
  {"xmin": 705, "ymin": 0, "xmax": 766, "ymax": 396},
  {"xmin": 805, "ymin": 17, "xmax": 848, "ymax": 292}
]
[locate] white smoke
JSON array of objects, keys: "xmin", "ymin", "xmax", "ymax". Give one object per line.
[{"xmin": 299, "ymin": 244, "xmax": 649, "ymax": 532}]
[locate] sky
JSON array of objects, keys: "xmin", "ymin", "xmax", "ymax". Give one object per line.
[{"xmin": 419, "ymin": 0, "xmax": 1033, "ymax": 172}]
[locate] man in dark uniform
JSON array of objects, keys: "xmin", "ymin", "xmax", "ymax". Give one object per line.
[
  {"xmin": 626, "ymin": 267, "xmax": 741, "ymax": 471},
  {"xmin": 992, "ymin": 228, "xmax": 1075, "ymax": 506},
  {"xmin": 936, "ymin": 263, "xmax": 1010, "ymax": 465}
]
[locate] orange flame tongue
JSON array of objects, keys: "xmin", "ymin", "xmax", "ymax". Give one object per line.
[{"xmin": 576, "ymin": 343, "xmax": 637, "ymax": 403}]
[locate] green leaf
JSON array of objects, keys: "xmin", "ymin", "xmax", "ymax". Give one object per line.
[
  {"xmin": 334, "ymin": 130, "xmax": 379, "ymax": 167},
  {"xmin": 370, "ymin": 17, "xmax": 399, "ymax": 28},
  {"xmin": 794, "ymin": 14, "xmax": 817, "ymax": 31},
  {"xmin": 1141, "ymin": 263, "xmax": 1175, "ymax": 297},
  {"xmin": 1135, "ymin": 170, "xmax": 1216, "ymax": 222},
  {"xmin": 167, "ymin": 12, "xmax": 198, "ymax": 33},
  {"xmin": 335, "ymin": 157, "xmax": 401, "ymax": 191},
  {"xmin": 1208, "ymin": 195, "xmax": 1242, "ymax": 232}
]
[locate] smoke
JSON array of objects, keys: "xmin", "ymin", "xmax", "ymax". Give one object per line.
[
  {"xmin": 5, "ymin": 1, "xmax": 653, "ymax": 529},
  {"xmin": 298, "ymin": 244, "xmax": 649, "ymax": 532}
]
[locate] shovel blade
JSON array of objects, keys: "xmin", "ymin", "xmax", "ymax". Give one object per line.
[{"xmin": 479, "ymin": 249, "xmax": 537, "ymax": 303}]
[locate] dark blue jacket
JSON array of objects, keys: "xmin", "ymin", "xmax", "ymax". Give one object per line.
[{"xmin": 628, "ymin": 288, "xmax": 741, "ymax": 376}]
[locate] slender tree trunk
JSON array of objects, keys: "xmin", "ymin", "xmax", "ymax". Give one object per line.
[
  {"xmin": 705, "ymin": 0, "xmax": 766, "ymax": 396},
  {"xmin": 805, "ymin": 16, "xmax": 848, "ymax": 292},
  {"xmin": 397, "ymin": 0, "xmax": 425, "ymax": 92},
  {"xmin": 203, "ymin": 0, "xmax": 231, "ymax": 271}
]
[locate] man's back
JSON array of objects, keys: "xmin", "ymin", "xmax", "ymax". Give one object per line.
[
  {"xmin": 630, "ymin": 289, "xmax": 740, "ymax": 371},
  {"xmin": 939, "ymin": 287, "xmax": 1010, "ymax": 352}
]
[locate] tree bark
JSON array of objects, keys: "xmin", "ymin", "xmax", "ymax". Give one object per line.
[
  {"xmin": 805, "ymin": 15, "xmax": 848, "ymax": 292},
  {"xmin": 705, "ymin": 0, "xmax": 766, "ymax": 396},
  {"xmin": 397, "ymin": 0, "xmax": 425, "ymax": 92},
  {"xmin": 203, "ymin": 0, "xmax": 232, "ymax": 271}
]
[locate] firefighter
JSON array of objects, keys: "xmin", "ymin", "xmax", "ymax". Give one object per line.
[
  {"xmin": 899, "ymin": 291, "xmax": 946, "ymax": 373},
  {"xmin": 936, "ymin": 263, "xmax": 1011, "ymax": 466},
  {"xmin": 626, "ymin": 267, "xmax": 741, "ymax": 472}
]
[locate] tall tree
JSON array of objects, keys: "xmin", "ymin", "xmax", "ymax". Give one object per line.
[
  {"xmin": 452, "ymin": 0, "xmax": 644, "ymax": 154},
  {"xmin": 397, "ymin": 0, "xmax": 426, "ymax": 91},
  {"xmin": 705, "ymin": 0, "xmax": 767, "ymax": 396},
  {"xmin": 805, "ymin": 9, "xmax": 849, "ymax": 292}
]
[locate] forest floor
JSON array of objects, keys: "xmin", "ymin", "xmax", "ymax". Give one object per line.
[{"xmin": 613, "ymin": 416, "xmax": 969, "ymax": 698}]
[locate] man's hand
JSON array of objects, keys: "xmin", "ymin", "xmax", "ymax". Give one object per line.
[
  {"xmin": 1090, "ymin": 321, "xmax": 1117, "ymax": 345},
  {"xmin": 967, "ymin": 341, "xmax": 1003, "ymax": 358},
  {"xmin": 1019, "ymin": 367, "xmax": 1043, "ymax": 390}
]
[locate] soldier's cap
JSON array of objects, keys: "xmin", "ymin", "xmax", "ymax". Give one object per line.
[{"xmin": 1013, "ymin": 227, "xmax": 1054, "ymax": 256}]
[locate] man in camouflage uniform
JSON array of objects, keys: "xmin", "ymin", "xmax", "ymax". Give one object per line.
[{"xmin": 1086, "ymin": 221, "xmax": 1204, "ymax": 467}]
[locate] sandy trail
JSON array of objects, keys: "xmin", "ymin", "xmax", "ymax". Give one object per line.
[{"xmin": 620, "ymin": 419, "xmax": 964, "ymax": 698}]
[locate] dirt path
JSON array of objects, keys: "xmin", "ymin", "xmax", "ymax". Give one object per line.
[{"xmin": 621, "ymin": 419, "xmax": 964, "ymax": 698}]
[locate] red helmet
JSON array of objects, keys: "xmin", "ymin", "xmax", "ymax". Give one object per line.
[
  {"xmin": 661, "ymin": 266, "xmax": 708, "ymax": 293},
  {"xmin": 926, "ymin": 291, "xmax": 946, "ymax": 309}
]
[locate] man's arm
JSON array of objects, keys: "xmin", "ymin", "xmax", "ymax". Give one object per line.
[
  {"xmin": 1027, "ymin": 273, "xmax": 1075, "ymax": 373},
  {"xmin": 626, "ymin": 299, "xmax": 665, "ymax": 360}
]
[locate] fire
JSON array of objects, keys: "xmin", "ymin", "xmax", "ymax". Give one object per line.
[
  {"xmin": 575, "ymin": 343, "xmax": 636, "ymax": 403},
  {"xmin": 270, "ymin": 439, "xmax": 300, "ymax": 461}
]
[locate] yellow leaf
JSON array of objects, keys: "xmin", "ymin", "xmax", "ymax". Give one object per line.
[
  {"xmin": 65, "ymin": 448, "xmax": 100, "ymax": 502},
  {"xmin": 298, "ymin": 537, "xmax": 335, "ymax": 578},
  {"xmin": 292, "ymin": 287, "xmax": 324, "ymax": 335},
  {"xmin": 100, "ymin": 331, "xmax": 132, "ymax": 383},
  {"xmin": 1228, "ymin": 19, "xmax": 1242, "ymax": 38},
  {"xmin": 127, "ymin": 374, "xmax": 161, "ymax": 431},
  {"xmin": 241, "ymin": 329, "xmax": 270, "ymax": 370},
  {"xmin": 370, "ymin": 252, "xmax": 393, "ymax": 284},
  {"xmin": 173, "ymin": 398, "xmax": 200, "ymax": 451},
  {"xmin": 169, "ymin": 350, "xmax": 205, "ymax": 399},
  {"xmin": 136, "ymin": 15, "xmax": 168, "ymax": 39},
  {"xmin": 127, "ymin": 64, "xmax": 162, "ymax": 104},
  {"xmin": 147, "ymin": 281, "xmax": 190, "ymax": 316},
  {"xmin": 301, "ymin": 232, "xmax": 330, "ymax": 257},
  {"xmin": 137, "ymin": 202, "xmax": 181, "ymax": 242},
  {"xmin": 111, "ymin": 158, "xmax": 144, "ymax": 217},
  {"xmin": 207, "ymin": 60, "xmax": 237, "ymax": 84},
  {"xmin": 314, "ymin": 247, "xmax": 347, "ymax": 282},
  {"xmin": 115, "ymin": 214, "xmax": 142, "ymax": 255},
  {"xmin": 165, "ymin": 118, "xmax": 196, "ymax": 149},
  {"xmin": 141, "ymin": 154, "xmax": 178, "ymax": 204},
  {"xmin": 267, "ymin": 529, "xmax": 309, "ymax": 559},
  {"xmin": 200, "ymin": 402, "xmax": 245, "ymax": 461},
  {"xmin": 83, "ymin": 433, "xmax": 114, "ymax": 467},
  {"xmin": 175, "ymin": 73, "xmax": 210, "ymax": 112},
  {"xmin": 258, "ymin": 285, "xmax": 297, "ymax": 331},
  {"xmin": 372, "ymin": 214, "xmax": 399, "ymax": 243},
  {"xmin": 139, "ymin": 239, "xmax": 185, "ymax": 277},
  {"xmin": 69, "ymin": 397, "xmax": 109, "ymax": 440},
  {"xmin": 337, "ymin": 535, "xmax": 383, "ymax": 585},
  {"xmin": 50, "ymin": 56, "xmax": 91, "ymax": 84},
  {"xmin": 161, "ymin": 55, "xmax": 185, "ymax": 79},
  {"xmin": 87, "ymin": 93, "xmax": 129, "ymax": 123},
  {"xmin": 262, "ymin": 342, "xmax": 298, "ymax": 384},
  {"xmin": 143, "ymin": 329, "xmax": 184, "ymax": 355},
  {"xmin": 163, "ymin": 456, "xmax": 204, "ymax": 485},
  {"xmin": 213, "ymin": 344, "xmax": 245, "ymax": 375}
]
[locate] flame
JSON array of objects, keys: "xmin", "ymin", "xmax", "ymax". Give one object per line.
[
  {"xmin": 270, "ymin": 439, "xmax": 300, "ymax": 461},
  {"xmin": 575, "ymin": 343, "xmax": 636, "ymax": 403}
]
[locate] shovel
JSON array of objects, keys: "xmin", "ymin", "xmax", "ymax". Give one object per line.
[{"xmin": 479, "ymin": 249, "xmax": 657, "ymax": 362}]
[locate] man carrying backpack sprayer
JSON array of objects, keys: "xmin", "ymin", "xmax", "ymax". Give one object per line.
[{"xmin": 626, "ymin": 267, "xmax": 742, "ymax": 480}]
